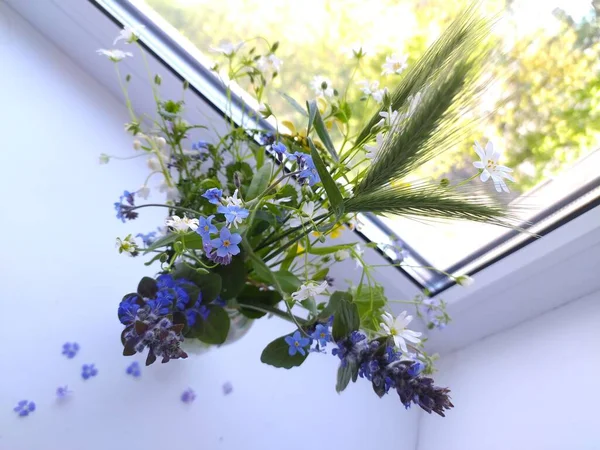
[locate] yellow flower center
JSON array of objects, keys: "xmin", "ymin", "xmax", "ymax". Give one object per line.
[
  {"xmin": 223, "ymin": 239, "xmax": 230, "ymax": 247},
  {"xmin": 204, "ymin": 226, "xmax": 209, "ymax": 231},
  {"xmin": 389, "ymin": 327, "xmax": 398, "ymax": 336},
  {"xmin": 320, "ymin": 333, "xmax": 326, "ymax": 338},
  {"xmin": 294, "ymin": 342, "xmax": 300, "ymax": 347},
  {"xmin": 487, "ymin": 160, "xmax": 498, "ymax": 170}
]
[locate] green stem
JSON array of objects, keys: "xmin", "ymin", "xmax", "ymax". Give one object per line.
[{"xmin": 235, "ymin": 302, "xmax": 308, "ymax": 326}]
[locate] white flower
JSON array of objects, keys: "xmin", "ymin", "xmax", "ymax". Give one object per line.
[
  {"xmin": 147, "ymin": 157, "xmax": 162, "ymax": 172},
  {"xmin": 291, "ymin": 281, "xmax": 328, "ymax": 302},
  {"xmin": 455, "ymin": 275, "xmax": 474, "ymax": 287},
  {"xmin": 473, "ymin": 141, "xmax": 514, "ymax": 193},
  {"xmin": 257, "ymin": 54, "xmax": 282, "ymax": 74},
  {"xmin": 271, "ymin": 197, "xmax": 292, "ymax": 205},
  {"xmin": 311, "ymin": 75, "xmax": 334, "ymax": 98},
  {"xmin": 96, "ymin": 49, "xmax": 133, "ymax": 62},
  {"xmin": 210, "ymin": 41, "xmax": 243, "ymax": 56},
  {"xmin": 159, "ymin": 182, "xmax": 181, "ymax": 202},
  {"xmin": 382, "ymin": 53, "xmax": 408, "ymax": 75},
  {"xmin": 353, "ymin": 243, "xmax": 364, "ymax": 268},
  {"xmin": 116, "ymin": 235, "xmax": 138, "ymax": 256},
  {"xmin": 113, "ymin": 25, "xmax": 145, "ymax": 45},
  {"xmin": 289, "ymin": 201, "xmax": 316, "ymax": 228},
  {"xmin": 98, "ymin": 153, "xmax": 110, "ymax": 164},
  {"xmin": 372, "ymin": 87, "xmax": 388, "ymax": 104},
  {"xmin": 379, "ymin": 311, "xmax": 422, "ymax": 353},
  {"xmin": 137, "ymin": 185, "xmax": 150, "ymax": 200},
  {"xmin": 165, "ymin": 215, "xmax": 199, "ymax": 232},
  {"xmin": 357, "ymin": 80, "xmax": 385, "ymax": 104},
  {"xmin": 155, "ymin": 136, "xmax": 167, "ymax": 149},
  {"xmin": 334, "ymin": 249, "xmax": 350, "ymax": 261},
  {"xmin": 375, "ymin": 107, "xmax": 400, "ymax": 128},
  {"xmin": 133, "ymin": 139, "xmax": 142, "ymax": 151},
  {"xmin": 364, "ymin": 133, "xmax": 385, "ymax": 159},
  {"xmin": 223, "ymin": 189, "xmax": 243, "ymax": 207}
]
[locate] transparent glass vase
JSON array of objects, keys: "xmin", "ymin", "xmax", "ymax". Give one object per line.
[{"xmin": 181, "ymin": 307, "xmax": 253, "ymax": 355}]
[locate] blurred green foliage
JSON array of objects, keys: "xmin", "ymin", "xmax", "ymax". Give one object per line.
[{"xmin": 144, "ymin": 0, "xmax": 600, "ymax": 193}]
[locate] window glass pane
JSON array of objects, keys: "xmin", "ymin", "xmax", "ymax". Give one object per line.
[{"xmin": 133, "ymin": 0, "xmax": 600, "ymax": 283}]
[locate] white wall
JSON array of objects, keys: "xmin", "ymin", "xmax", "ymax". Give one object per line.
[
  {"xmin": 417, "ymin": 289, "xmax": 600, "ymax": 450},
  {"xmin": 0, "ymin": 4, "xmax": 420, "ymax": 449}
]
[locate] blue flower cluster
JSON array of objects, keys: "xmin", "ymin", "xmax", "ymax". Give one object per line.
[
  {"xmin": 196, "ymin": 189, "xmax": 248, "ymax": 265},
  {"xmin": 331, "ymin": 332, "xmax": 453, "ymax": 416},
  {"xmin": 126, "ymin": 361, "xmax": 141, "ymax": 378},
  {"xmin": 285, "ymin": 320, "xmax": 333, "ymax": 356},
  {"xmin": 13, "ymin": 400, "xmax": 35, "ymax": 417},
  {"xmin": 114, "ymin": 190, "xmax": 138, "ymax": 222},
  {"xmin": 265, "ymin": 140, "xmax": 321, "ymax": 186},
  {"xmin": 82, "ymin": 364, "xmax": 98, "ymax": 380},
  {"xmin": 62, "ymin": 342, "xmax": 80, "ymax": 359},
  {"xmin": 118, "ymin": 273, "xmax": 225, "ymax": 365},
  {"xmin": 288, "ymin": 152, "xmax": 320, "ymax": 186}
]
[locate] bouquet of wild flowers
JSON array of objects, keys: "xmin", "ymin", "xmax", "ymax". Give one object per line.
[{"xmin": 99, "ymin": 6, "xmax": 517, "ymax": 417}]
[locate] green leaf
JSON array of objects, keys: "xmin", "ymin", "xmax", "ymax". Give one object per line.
[
  {"xmin": 308, "ymin": 138, "xmax": 344, "ymax": 217},
  {"xmin": 276, "ymin": 184, "xmax": 299, "ymax": 208},
  {"xmin": 354, "ymin": 285, "xmax": 387, "ymax": 333},
  {"xmin": 180, "ymin": 232, "xmax": 204, "ymax": 250},
  {"xmin": 214, "ymin": 251, "xmax": 247, "ymax": 300},
  {"xmin": 246, "ymin": 162, "xmax": 272, "ymax": 200},
  {"xmin": 255, "ymin": 146, "xmax": 265, "ymax": 169},
  {"xmin": 301, "ymin": 298, "xmax": 318, "ymax": 315},
  {"xmin": 226, "ymin": 162, "xmax": 253, "ymax": 185},
  {"xmin": 312, "ymin": 267, "xmax": 329, "ymax": 281},
  {"xmin": 307, "ymin": 100, "xmax": 339, "ymax": 162},
  {"xmin": 336, "ymin": 359, "xmax": 358, "ymax": 393},
  {"xmin": 321, "ymin": 290, "xmax": 352, "ymax": 319},
  {"xmin": 172, "ymin": 264, "xmax": 221, "ymax": 302},
  {"xmin": 137, "ymin": 277, "xmax": 158, "ymax": 298},
  {"xmin": 144, "ymin": 233, "xmax": 178, "ymax": 253},
  {"xmin": 280, "ymin": 92, "xmax": 308, "ymax": 117},
  {"xmin": 279, "ymin": 242, "xmax": 298, "ymax": 272},
  {"xmin": 332, "ymin": 298, "xmax": 360, "ymax": 341},
  {"xmin": 306, "ymin": 100, "xmax": 317, "ymax": 135},
  {"xmin": 260, "ymin": 335, "xmax": 308, "ymax": 369},
  {"xmin": 237, "ymin": 284, "xmax": 281, "ymax": 319},
  {"xmin": 333, "ymin": 101, "xmax": 352, "ymax": 124},
  {"xmin": 308, "ymin": 243, "xmax": 355, "ymax": 255},
  {"xmin": 273, "ymin": 270, "xmax": 301, "ymax": 294},
  {"xmin": 195, "ymin": 273, "xmax": 222, "ymax": 303},
  {"xmin": 190, "ymin": 305, "xmax": 230, "ymax": 345}
]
